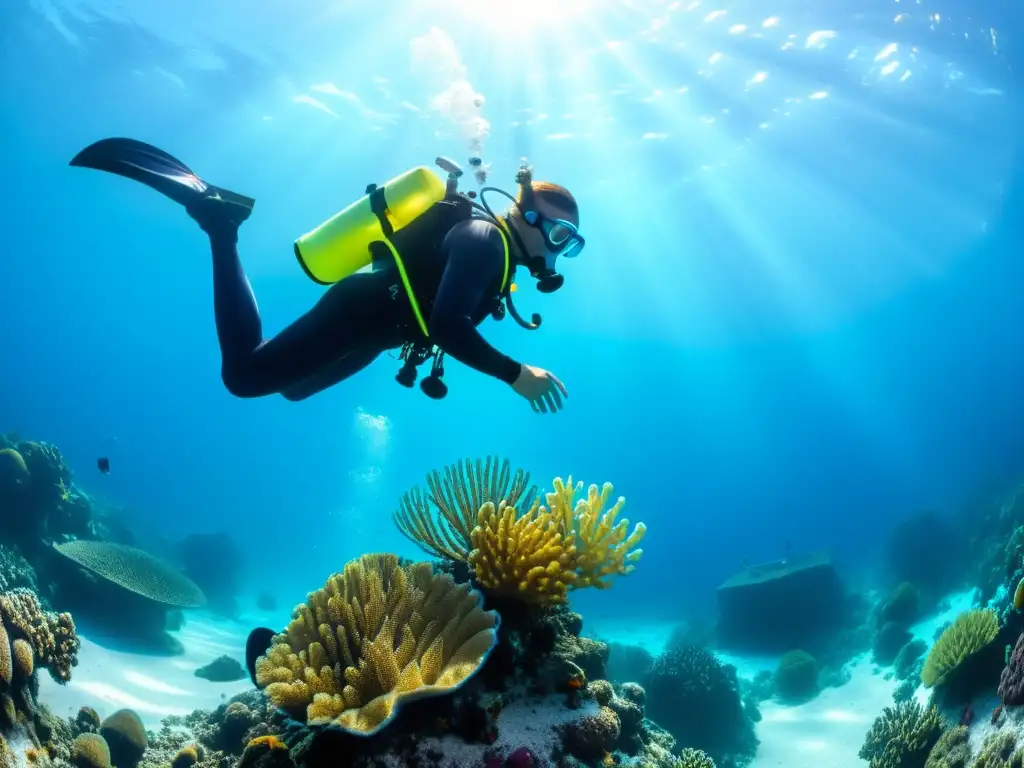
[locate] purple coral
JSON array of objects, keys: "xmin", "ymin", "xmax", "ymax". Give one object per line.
[
  {"xmin": 504, "ymin": 747, "xmax": 538, "ymax": 767},
  {"xmin": 999, "ymin": 632, "xmax": 1024, "ymax": 706}
]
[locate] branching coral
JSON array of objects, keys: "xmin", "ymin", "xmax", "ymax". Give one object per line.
[
  {"xmin": 921, "ymin": 609, "xmax": 999, "ymax": 688},
  {"xmin": 546, "ymin": 478, "xmax": 646, "ymax": 590},
  {"xmin": 469, "ymin": 499, "xmax": 579, "ymax": 604},
  {"xmin": 393, "ymin": 456, "xmax": 536, "ymax": 561},
  {"xmin": 254, "ymin": 553, "xmax": 499, "ymax": 736},
  {"xmin": 859, "ymin": 700, "xmax": 943, "ymax": 768},
  {"xmin": 0, "ymin": 589, "xmax": 78, "ymax": 684},
  {"xmin": 0, "ymin": 589, "xmax": 79, "ymax": 747},
  {"xmin": 469, "ymin": 478, "xmax": 645, "ymax": 604}
]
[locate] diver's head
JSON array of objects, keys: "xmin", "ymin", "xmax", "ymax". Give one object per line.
[{"xmin": 505, "ymin": 179, "xmax": 583, "ymax": 293}]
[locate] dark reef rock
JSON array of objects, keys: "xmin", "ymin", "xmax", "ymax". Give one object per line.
[
  {"xmin": 715, "ymin": 551, "xmax": 850, "ymax": 654},
  {"xmin": 195, "ymin": 655, "xmax": 248, "ymax": 683},
  {"xmin": 874, "ymin": 622, "xmax": 913, "ymax": 666},
  {"xmin": 643, "ymin": 644, "xmax": 758, "ymax": 767}
]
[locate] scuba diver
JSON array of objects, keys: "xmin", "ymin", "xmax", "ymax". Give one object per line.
[{"xmin": 69, "ymin": 139, "xmax": 585, "ymax": 413}]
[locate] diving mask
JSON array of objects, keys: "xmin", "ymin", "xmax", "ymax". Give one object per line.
[{"xmin": 522, "ymin": 210, "xmax": 585, "ymax": 260}]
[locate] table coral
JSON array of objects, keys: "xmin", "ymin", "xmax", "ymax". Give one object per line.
[{"xmin": 254, "ymin": 553, "xmax": 499, "ymax": 736}]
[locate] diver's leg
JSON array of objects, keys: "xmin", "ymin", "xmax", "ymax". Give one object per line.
[
  {"xmin": 280, "ymin": 347, "xmax": 384, "ymax": 402},
  {"xmin": 192, "ymin": 198, "xmax": 398, "ymax": 398}
]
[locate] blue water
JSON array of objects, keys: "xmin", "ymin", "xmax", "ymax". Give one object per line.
[{"xmin": 1, "ymin": 0, "xmax": 1021, "ymax": 626}]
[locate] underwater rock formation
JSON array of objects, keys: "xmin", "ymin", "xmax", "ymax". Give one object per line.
[
  {"xmin": 715, "ymin": 551, "xmax": 850, "ymax": 654},
  {"xmin": 195, "ymin": 655, "xmax": 247, "ymax": 683}
]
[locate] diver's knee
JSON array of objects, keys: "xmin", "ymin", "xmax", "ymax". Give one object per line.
[
  {"xmin": 221, "ymin": 368, "xmax": 262, "ymax": 399},
  {"xmin": 280, "ymin": 388, "xmax": 310, "ymax": 402}
]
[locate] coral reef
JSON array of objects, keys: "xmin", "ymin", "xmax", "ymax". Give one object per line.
[
  {"xmin": 0, "ymin": 545, "xmax": 37, "ymax": 594},
  {"xmin": 395, "ymin": 458, "xmax": 645, "ymax": 606},
  {"xmin": 50, "ymin": 540, "xmax": 206, "ymax": 654},
  {"xmin": 677, "ymin": 749, "xmax": 717, "ymax": 768},
  {"xmin": 859, "ymin": 700, "xmax": 942, "ymax": 768},
  {"xmin": 53, "ymin": 541, "xmax": 206, "ymax": 608},
  {"xmin": 922, "ymin": 609, "xmax": 999, "ymax": 688},
  {"xmin": 1000, "ymin": 632, "xmax": 1024, "ymax": 706},
  {"xmin": 924, "ymin": 724, "xmax": 969, "ymax": 768},
  {"xmin": 643, "ymin": 644, "xmax": 758, "ymax": 767},
  {"xmin": 100, "ymin": 709, "xmax": 148, "ymax": 768},
  {"xmin": 72, "ymin": 733, "xmax": 112, "ymax": 768},
  {"xmin": 972, "ymin": 730, "xmax": 1024, "ymax": 767},
  {"xmin": 773, "ymin": 649, "xmax": 818, "ymax": 701},
  {"xmin": 254, "ymin": 553, "xmax": 499, "ymax": 735},
  {"xmin": 393, "ymin": 456, "xmax": 537, "ymax": 561}
]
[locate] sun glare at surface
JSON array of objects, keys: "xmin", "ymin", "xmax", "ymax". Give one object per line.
[{"xmin": 437, "ymin": 0, "xmax": 606, "ymax": 35}]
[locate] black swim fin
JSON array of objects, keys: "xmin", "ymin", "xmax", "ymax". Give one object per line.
[
  {"xmin": 245, "ymin": 626, "xmax": 276, "ymax": 686},
  {"xmin": 70, "ymin": 137, "xmax": 255, "ymax": 224}
]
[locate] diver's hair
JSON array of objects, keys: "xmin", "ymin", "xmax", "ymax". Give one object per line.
[{"xmin": 516, "ymin": 181, "xmax": 579, "ymax": 218}]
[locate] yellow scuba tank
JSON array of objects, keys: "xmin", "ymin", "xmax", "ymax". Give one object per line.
[{"xmin": 293, "ymin": 166, "xmax": 447, "ymax": 284}]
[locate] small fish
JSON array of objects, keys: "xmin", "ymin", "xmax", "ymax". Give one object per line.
[
  {"xmin": 97, "ymin": 457, "xmax": 110, "ymax": 474},
  {"xmin": 246, "ymin": 627, "xmax": 276, "ymax": 686}
]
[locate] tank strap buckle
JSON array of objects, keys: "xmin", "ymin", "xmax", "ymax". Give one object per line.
[{"xmin": 366, "ymin": 184, "xmax": 394, "ymax": 238}]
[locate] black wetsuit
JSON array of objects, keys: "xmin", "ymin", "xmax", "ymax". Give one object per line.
[{"xmin": 210, "ymin": 217, "xmax": 522, "ymax": 400}]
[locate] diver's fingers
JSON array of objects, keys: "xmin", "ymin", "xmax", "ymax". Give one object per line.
[
  {"xmin": 547, "ymin": 387, "xmax": 564, "ymax": 412},
  {"xmin": 548, "ymin": 373, "xmax": 568, "ymax": 397},
  {"xmin": 530, "ymin": 398, "xmax": 542, "ymax": 414}
]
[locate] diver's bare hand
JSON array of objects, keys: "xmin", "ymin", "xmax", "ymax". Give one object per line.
[{"xmin": 512, "ymin": 364, "xmax": 568, "ymax": 414}]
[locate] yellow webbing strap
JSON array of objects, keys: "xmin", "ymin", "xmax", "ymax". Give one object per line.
[
  {"xmin": 387, "ymin": 222, "xmax": 511, "ymax": 339},
  {"xmin": 379, "ymin": 239, "xmax": 430, "ymax": 338}
]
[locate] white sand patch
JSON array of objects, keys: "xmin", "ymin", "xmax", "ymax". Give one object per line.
[
  {"xmin": 37, "ymin": 611, "xmax": 255, "ymax": 730},
  {"xmin": 750, "ymin": 656, "xmax": 897, "ymax": 768}
]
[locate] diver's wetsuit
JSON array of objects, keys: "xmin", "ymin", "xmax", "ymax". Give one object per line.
[{"xmin": 208, "ymin": 218, "xmax": 522, "ymax": 400}]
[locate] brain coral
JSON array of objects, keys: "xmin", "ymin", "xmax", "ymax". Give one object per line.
[
  {"xmin": 53, "ymin": 541, "xmax": 206, "ymax": 607},
  {"xmin": 254, "ymin": 553, "xmax": 499, "ymax": 736},
  {"xmin": 921, "ymin": 609, "xmax": 999, "ymax": 688},
  {"xmin": 71, "ymin": 733, "xmax": 111, "ymax": 768},
  {"xmin": 100, "ymin": 709, "xmax": 148, "ymax": 768}
]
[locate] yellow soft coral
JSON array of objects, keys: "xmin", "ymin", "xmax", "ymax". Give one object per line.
[
  {"xmin": 556, "ymin": 478, "xmax": 646, "ymax": 590},
  {"xmin": 468, "ymin": 477, "xmax": 645, "ymax": 605},
  {"xmin": 254, "ymin": 553, "xmax": 499, "ymax": 736},
  {"xmin": 469, "ymin": 499, "xmax": 579, "ymax": 604}
]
